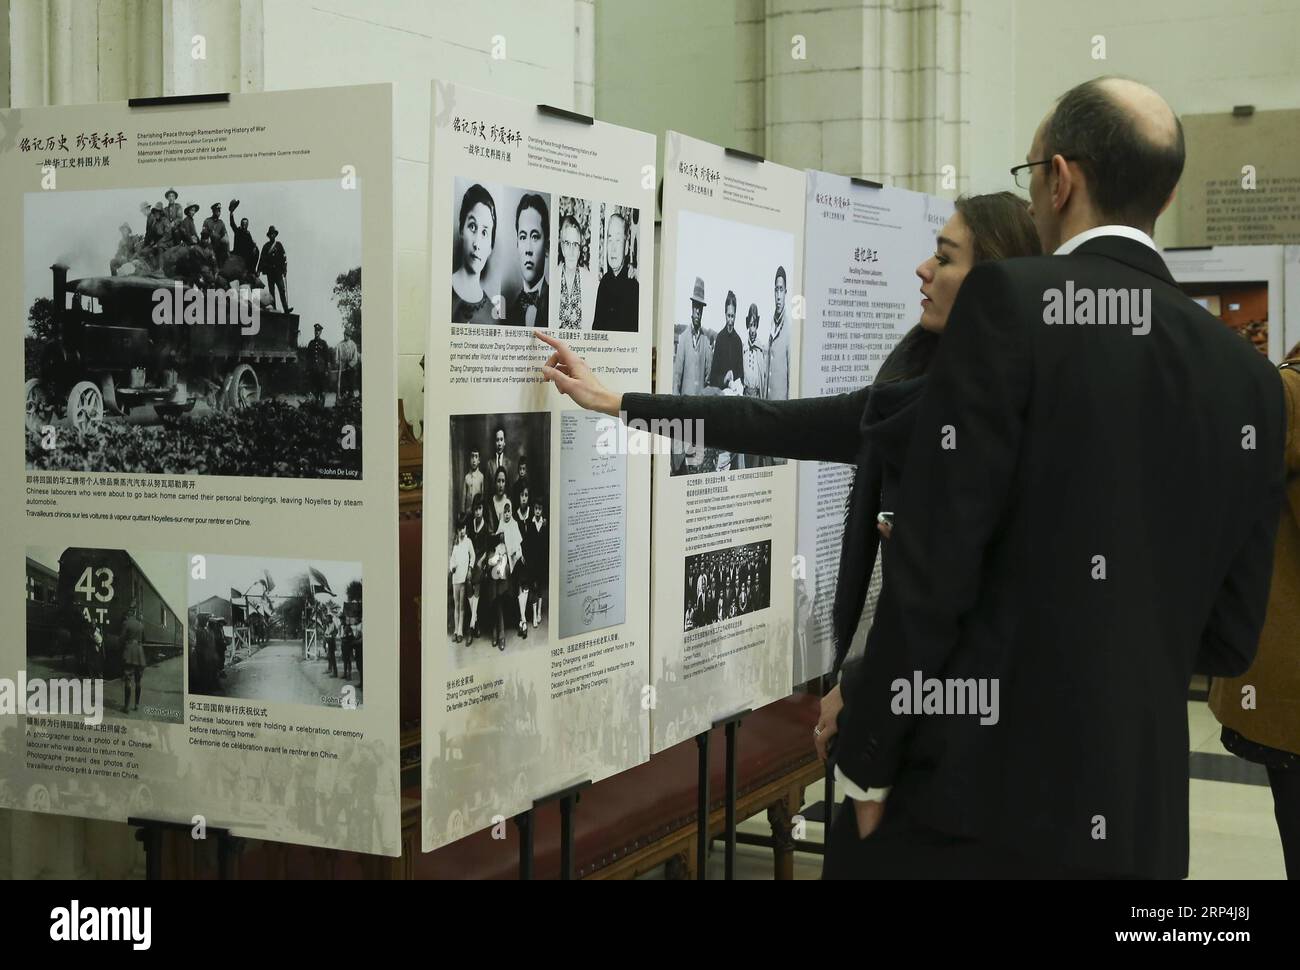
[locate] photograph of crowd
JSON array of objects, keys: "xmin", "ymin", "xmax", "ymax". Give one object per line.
[
  {"xmin": 682, "ymin": 540, "xmax": 771, "ymax": 632},
  {"xmin": 447, "ymin": 412, "xmax": 551, "ymax": 661},
  {"xmin": 25, "ymin": 546, "xmax": 185, "ymax": 723},
  {"xmin": 669, "ymin": 209, "xmax": 795, "ymax": 475},
  {"xmin": 450, "ymin": 178, "xmax": 551, "ymax": 327},
  {"xmin": 23, "ymin": 179, "xmax": 363, "ymax": 478},
  {"xmin": 187, "ymin": 555, "xmax": 363, "ymax": 708},
  {"xmin": 553, "ymin": 195, "xmax": 641, "ymax": 332}
]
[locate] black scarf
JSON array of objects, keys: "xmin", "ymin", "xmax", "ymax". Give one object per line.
[{"xmin": 830, "ymin": 375, "xmax": 928, "ymax": 678}]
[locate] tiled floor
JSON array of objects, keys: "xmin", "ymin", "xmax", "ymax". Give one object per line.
[{"xmin": 648, "ymin": 702, "xmax": 1287, "ymax": 880}]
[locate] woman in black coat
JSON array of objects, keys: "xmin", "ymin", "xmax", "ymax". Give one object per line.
[{"xmin": 535, "ymin": 191, "xmax": 1041, "ymax": 756}]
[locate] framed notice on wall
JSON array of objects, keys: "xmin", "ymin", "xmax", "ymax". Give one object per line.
[
  {"xmin": 1174, "ymin": 110, "xmax": 1300, "ymax": 247},
  {"xmin": 0, "ymin": 85, "xmax": 402, "ymax": 855}
]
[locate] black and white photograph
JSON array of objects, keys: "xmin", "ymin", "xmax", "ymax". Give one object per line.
[
  {"xmin": 22, "ymin": 179, "xmax": 364, "ymax": 479},
  {"xmin": 590, "ymin": 201, "xmax": 641, "ymax": 332},
  {"xmin": 553, "ymin": 195, "xmax": 597, "ymax": 330},
  {"xmin": 450, "ymin": 178, "xmax": 551, "ymax": 328},
  {"xmin": 682, "ymin": 539, "xmax": 771, "ymax": 632},
  {"xmin": 448, "ymin": 412, "xmax": 550, "ymax": 661},
  {"xmin": 25, "ymin": 546, "xmax": 185, "ymax": 723},
  {"xmin": 551, "ymin": 196, "xmax": 642, "ymax": 332},
  {"xmin": 669, "ymin": 208, "xmax": 795, "ymax": 475},
  {"xmin": 187, "ymin": 555, "xmax": 364, "ymax": 708}
]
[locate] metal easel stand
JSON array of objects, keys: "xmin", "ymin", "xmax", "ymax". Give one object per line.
[
  {"xmin": 513, "ymin": 779, "xmax": 592, "ymax": 880},
  {"xmin": 695, "ymin": 708, "xmax": 750, "ymax": 880},
  {"xmin": 128, "ymin": 816, "xmax": 240, "ymax": 880}
]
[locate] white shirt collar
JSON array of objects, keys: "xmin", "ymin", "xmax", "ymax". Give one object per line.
[
  {"xmin": 1054, "ymin": 224, "xmax": 1158, "ymax": 256},
  {"xmin": 522, "ymin": 275, "xmax": 545, "ymax": 296}
]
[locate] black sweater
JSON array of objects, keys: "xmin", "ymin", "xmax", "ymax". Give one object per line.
[{"xmin": 621, "ymin": 388, "xmax": 869, "ymax": 464}]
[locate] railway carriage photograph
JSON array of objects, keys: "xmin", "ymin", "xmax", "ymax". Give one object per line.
[
  {"xmin": 22, "ymin": 179, "xmax": 364, "ymax": 479},
  {"xmin": 25, "ymin": 546, "xmax": 185, "ymax": 723}
]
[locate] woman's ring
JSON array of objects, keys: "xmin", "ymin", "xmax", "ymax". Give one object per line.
[{"xmin": 814, "ymin": 726, "xmax": 823, "ymax": 737}]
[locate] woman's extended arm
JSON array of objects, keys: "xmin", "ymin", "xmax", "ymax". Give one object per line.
[
  {"xmin": 537, "ymin": 330, "xmax": 866, "ymax": 464},
  {"xmin": 620, "ymin": 389, "xmax": 866, "ymax": 464}
]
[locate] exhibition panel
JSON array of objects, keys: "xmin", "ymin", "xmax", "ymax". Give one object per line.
[
  {"xmin": 4, "ymin": 85, "xmax": 403, "ymax": 856},
  {"xmin": 649, "ymin": 132, "xmax": 805, "ymax": 753},
  {"xmin": 794, "ymin": 174, "xmax": 954, "ymax": 683},
  {"xmin": 421, "ymin": 83, "xmax": 655, "ymax": 852}
]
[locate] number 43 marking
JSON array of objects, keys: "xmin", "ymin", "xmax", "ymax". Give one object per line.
[{"xmin": 75, "ymin": 566, "xmax": 115, "ymax": 603}]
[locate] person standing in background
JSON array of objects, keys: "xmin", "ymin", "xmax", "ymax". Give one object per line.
[
  {"xmin": 1210, "ymin": 352, "xmax": 1300, "ymax": 878},
  {"xmin": 709, "ymin": 290, "xmax": 744, "ymax": 391},
  {"xmin": 203, "ymin": 202, "xmax": 230, "ymax": 266},
  {"xmin": 488, "ymin": 426, "xmax": 511, "ymax": 486},
  {"xmin": 162, "ymin": 188, "xmax": 182, "ymax": 232},
  {"xmin": 766, "ymin": 266, "xmax": 790, "ymax": 401},
  {"xmin": 462, "ymin": 448, "xmax": 484, "ymax": 519},
  {"xmin": 523, "ymin": 494, "xmax": 548, "ymax": 630},
  {"xmin": 304, "ymin": 324, "xmax": 331, "ymax": 405},
  {"xmin": 118, "ymin": 604, "xmax": 146, "ymax": 714},
  {"xmin": 739, "ymin": 304, "xmax": 768, "ymax": 469},
  {"xmin": 228, "ymin": 199, "xmax": 260, "ymax": 280},
  {"xmin": 325, "ymin": 607, "xmax": 340, "ymax": 678},
  {"xmin": 449, "ymin": 517, "xmax": 475, "ymax": 644},
  {"xmin": 335, "ymin": 331, "xmax": 361, "ymax": 402},
  {"xmin": 259, "ymin": 225, "xmax": 291, "ymax": 313},
  {"xmin": 467, "ymin": 494, "xmax": 492, "ymax": 645},
  {"xmin": 673, "ymin": 277, "xmax": 713, "ymax": 396}
]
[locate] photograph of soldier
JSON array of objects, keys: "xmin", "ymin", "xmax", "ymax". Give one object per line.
[
  {"xmin": 448, "ymin": 412, "xmax": 551, "ymax": 662},
  {"xmin": 187, "ymin": 555, "xmax": 363, "ymax": 708},
  {"xmin": 305, "ymin": 323, "xmax": 331, "ymax": 405},
  {"xmin": 227, "ymin": 198, "xmax": 261, "ymax": 281},
  {"xmin": 668, "ymin": 209, "xmax": 796, "ymax": 476},
  {"xmin": 259, "ymin": 224, "xmax": 291, "ymax": 312},
  {"xmin": 450, "ymin": 178, "xmax": 550, "ymax": 327},
  {"xmin": 23, "ymin": 179, "xmax": 364, "ymax": 480},
  {"xmin": 202, "ymin": 201, "xmax": 230, "ymax": 267},
  {"xmin": 24, "ymin": 547, "xmax": 185, "ymax": 724},
  {"xmin": 682, "ymin": 540, "xmax": 772, "ymax": 632}
]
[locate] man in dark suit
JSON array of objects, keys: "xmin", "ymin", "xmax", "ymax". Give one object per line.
[
  {"xmin": 825, "ymin": 76, "xmax": 1286, "ymax": 878},
  {"xmin": 258, "ymin": 225, "xmax": 291, "ymax": 313},
  {"xmin": 593, "ymin": 210, "xmax": 639, "ymax": 332},
  {"xmin": 507, "ymin": 194, "xmax": 549, "ymax": 328}
]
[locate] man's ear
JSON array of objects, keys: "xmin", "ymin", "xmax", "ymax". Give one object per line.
[{"xmin": 1050, "ymin": 154, "xmax": 1073, "ymax": 212}]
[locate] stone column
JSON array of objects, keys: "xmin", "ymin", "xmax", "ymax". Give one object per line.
[
  {"xmin": 754, "ymin": 0, "xmax": 968, "ymax": 196},
  {"xmin": 574, "ymin": 0, "xmax": 595, "ymax": 115}
]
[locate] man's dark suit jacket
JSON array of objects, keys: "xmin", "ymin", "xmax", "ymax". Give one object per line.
[
  {"xmin": 835, "ymin": 234, "xmax": 1286, "ymax": 878},
  {"xmin": 507, "ymin": 280, "xmax": 549, "ymax": 328}
]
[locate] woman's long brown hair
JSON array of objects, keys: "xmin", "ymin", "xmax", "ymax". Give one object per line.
[{"xmin": 875, "ymin": 191, "xmax": 1041, "ymax": 384}]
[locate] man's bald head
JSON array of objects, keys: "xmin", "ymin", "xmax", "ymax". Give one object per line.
[{"xmin": 1039, "ymin": 76, "xmax": 1185, "ymax": 230}]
